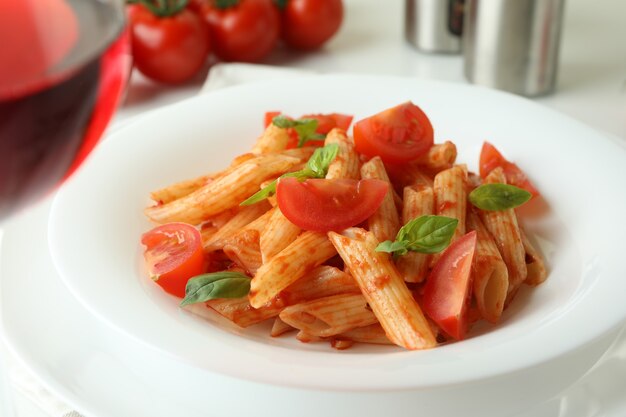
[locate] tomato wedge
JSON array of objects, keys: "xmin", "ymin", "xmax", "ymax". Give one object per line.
[
  {"xmin": 276, "ymin": 178, "xmax": 388, "ymax": 232},
  {"xmin": 479, "ymin": 142, "xmax": 539, "ymax": 197},
  {"xmin": 421, "ymin": 231, "xmax": 477, "ymax": 340},
  {"xmin": 353, "ymin": 101, "xmax": 434, "ymax": 164},
  {"xmin": 263, "ymin": 112, "xmax": 354, "ymax": 148},
  {"xmin": 141, "ymin": 222, "xmax": 205, "ymax": 298}
]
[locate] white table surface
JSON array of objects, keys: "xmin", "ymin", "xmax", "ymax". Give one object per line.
[{"xmin": 4, "ymin": 0, "xmax": 625, "ymax": 415}]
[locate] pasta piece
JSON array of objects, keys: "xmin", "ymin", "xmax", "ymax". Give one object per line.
[
  {"xmin": 324, "ymin": 128, "xmax": 360, "ymax": 180},
  {"xmin": 434, "ymin": 165, "xmax": 467, "ymax": 240},
  {"xmin": 150, "ymin": 174, "xmax": 214, "ymax": 204},
  {"xmin": 360, "ymin": 157, "xmax": 401, "ymax": 242},
  {"xmin": 280, "ymin": 147, "xmax": 316, "ymax": 161},
  {"xmin": 229, "ymin": 152, "xmax": 257, "ymax": 167},
  {"xmin": 284, "ymin": 265, "xmax": 360, "ymax": 300},
  {"xmin": 200, "ymin": 224, "xmax": 218, "ymax": 244},
  {"xmin": 279, "ymin": 293, "xmax": 378, "ymax": 337},
  {"xmin": 145, "ymin": 154, "xmax": 300, "ymax": 225},
  {"xmin": 478, "ymin": 167, "xmax": 527, "ymax": 299},
  {"xmin": 520, "ymin": 229, "xmax": 548, "ymax": 286},
  {"xmin": 328, "ymin": 228, "xmax": 437, "ymax": 350},
  {"xmin": 335, "ymin": 323, "xmax": 394, "ymax": 345},
  {"xmin": 207, "ymin": 297, "xmax": 285, "ymax": 328},
  {"xmin": 251, "ymin": 123, "xmax": 290, "ymax": 154},
  {"xmin": 249, "ymin": 232, "xmax": 337, "ymax": 308},
  {"xmin": 270, "ymin": 317, "xmax": 295, "ymax": 337},
  {"xmin": 203, "ymin": 201, "xmax": 270, "ymax": 251},
  {"xmin": 296, "ymin": 331, "xmax": 322, "ymax": 343},
  {"xmin": 466, "ymin": 210, "xmax": 509, "ymax": 323},
  {"xmin": 210, "ymin": 266, "xmax": 357, "ymax": 329},
  {"xmin": 330, "ymin": 339, "xmax": 354, "ymax": 350},
  {"xmin": 416, "ymin": 141, "xmax": 457, "ymax": 173},
  {"xmin": 396, "ymin": 186, "xmax": 434, "ymax": 283},
  {"xmin": 223, "ymin": 229, "xmax": 263, "ymax": 275},
  {"xmin": 260, "ymin": 207, "xmax": 301, "ymax": 262}
]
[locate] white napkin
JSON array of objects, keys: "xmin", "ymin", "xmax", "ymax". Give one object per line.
[{"xmin": 4, "ymin": 63, "xmax": 307, "ymax": 417}]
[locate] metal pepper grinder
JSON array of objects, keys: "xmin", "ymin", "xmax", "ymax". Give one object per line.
[
  {"xmin": 405, "ymin": 0, "xmax": 465, "ymax": 53},
  {"xmin": 463, "ymin": 0, "xmax": 566, "ymax": 96}
]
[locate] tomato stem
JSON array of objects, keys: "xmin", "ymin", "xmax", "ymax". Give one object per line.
[
  {"xmin": 126, "ymin": 0, "xmax": 189, "ymax": 17},
  {"xmin": 214, "ymin": 0, "xmax": 239, "ymax": 9},
  {"xmin": 273, "ymin": 0, "xmax": 288, "ymax": 9}
]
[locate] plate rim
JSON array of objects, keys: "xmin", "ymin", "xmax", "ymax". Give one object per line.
[{"xmin": 47, "ymin": 73, "xmax": 626, "ymax": 391}]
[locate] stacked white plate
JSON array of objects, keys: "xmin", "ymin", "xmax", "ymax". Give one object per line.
[{"xmin": 3, "ymin": 76, "xmax": 626, "ymax": 417}]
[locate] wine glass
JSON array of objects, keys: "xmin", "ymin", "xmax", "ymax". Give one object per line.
[{"xmin": 0, "ymin": 0, "xmax": 130, "ymax": 414}]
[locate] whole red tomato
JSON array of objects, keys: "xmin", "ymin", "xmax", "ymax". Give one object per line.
[
  {"xmin": 280, "ymin": 0, "xmax": 343, "ymax": 50},
  {"xmin": 197, "ymin": 0, "xmax": 280, "ymax": 62},
  {"xmin": 127, "ymin": 3, "xmax": 211, "ymax": 84}
]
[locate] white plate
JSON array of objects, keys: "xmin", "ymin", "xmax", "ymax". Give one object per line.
[
  {"xmin": 48, "ymin": 75, "xmax": 626, "ymax": 392},
  {"xmin": 3, "ymin": 201, "xmax": 626, "ymax": 417}
]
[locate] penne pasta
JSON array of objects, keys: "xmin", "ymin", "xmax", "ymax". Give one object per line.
[
  {"xmin": 279, "ymin": 293, "xmax": 378, "ymax": 337},
  {"xmin": 270, "ymin": 317, "xmax": 295, "ymax": 337},
  {"xmin": 416, "ymin": 141, "xmax": 457, "ymax": 173},
  {"xmin": 434, "ymin": 165, "xmax": 467, "ymax": 240},
  {"xmin": 396, "ymin": 186, "xmax": 434, "ymax": 283},
  {"xmin": 222, "ymin": 229, "xmax": 263, "ymax": 275},
  {"xmin": 260, "ymin": 207, "xmax": 301, "ymax": 263},
  {"xmin": 324, "ymin": 128, "xmax": 360, "ymax": 180},
  {"xmin": 207, "ymin": 297, "xmax": 285, "ymax": 328},
  {"xmin": 360, "ymin": 157, "xmax": 401, "ymax": 242},
  {"xmin": 335, "ymin": 323, "xmax": 394, "ymax": 345},
  {"xmin": 478, "ymin": 167, "xmax": 527, "ymax": 300},
  {"xmin": 251, "ymin": 123, "xmax": 290, "ymax": 154},
  {"xmin": 150, "ymin": 174, "xmax": 214, "ymax": 205},
  {"xmin": 145, "ymin": 154, "xmax": 301, "ymax": 225},
  {"xmin": 249, "ymin": 231, "xmax": 337, "ymax": 308},
  {"xmin": 203, "ymin": 201, "xmax": 270, "ymax": 251},
  {"xmin": 466, "ymin": 210, "xmax": 509, "ymax": 323},
  {"xmin": 328, "ymin": 228, "xmax": 437, "ymax": 350},
  {"xmin": 520, "ymin": 228, "xmax": 548, "ymax": 286}
]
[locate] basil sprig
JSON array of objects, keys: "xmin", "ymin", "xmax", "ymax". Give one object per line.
[
  {"xmin": 376, "ymin": 215, "xmax": 458, "ymax": 257},
  {"xmin": 272, "ymin": 115, "xmax": 325, "ymax": 147},
  {"xmin": 180, "ymin": 272, "xmax": 251, "ymax": 307},
  {"xmin": 469, "ymin": 183, "xmax": 531, "ymax": 211},
  {"xmin": 240, "ymin": 143, "xmax": 339, "ymax": 205}
]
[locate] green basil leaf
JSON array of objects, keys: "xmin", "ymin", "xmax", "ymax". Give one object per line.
[
  {"xmin": 375, "ymin": 240, "xmax": 409, "ymax": 257},
  {"xmin": 240, "ymin": 179, "xmax": 278, "ymax": 206},
  {"xmin": 180, "ymin": 272, "xmax": 251, "ymax": 307},
  {"xmin": 271, "ymin": 116, "xmax": 325, "ymax": 148},
  {"xmin": 306, "ymin": 144, "xmax": 339, "ymax": 178},
  {"xmin": 469, "ymin": 183, "xmax": 532, "ymax": 211},
  {"xmin": 239, "ymin": 144, "xmax": 339, "ymax": 206},
  {"xmin": 396, "ymin": 215, "xmax": 458, "ymax": 254}
]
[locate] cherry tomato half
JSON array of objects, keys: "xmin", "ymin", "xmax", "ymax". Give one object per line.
[
  {"xmin": 353, "ymin": 101, "xmax": 434, "ymax": 164},
  {"xmin": 127, "ymin": 4, "xmax": 211, "ymax": 84},
  {"xmin": 421, "ymin": 231, "xmax": 477, "ymax": 340},
  {"xmin": 281, "ymin": 0, "xmax": 343, "ymax": 50},
  {"xmin": 479, "ymin": 142, "xmax": 539, "ymax": 197},
  {"xmin": 141, "ymin": 222, "xmax": 205, "ymax": 298},
  {"xmin": 198, "ymin": 0, "xmax": 280, "ymax": 62},
  {"xmin": 276, "ymin": 178, "xmax": 388, "ymax": 232}
]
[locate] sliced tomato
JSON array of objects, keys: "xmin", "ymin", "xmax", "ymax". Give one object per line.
[
  {"xmin": 276, "ymin": 178, "xmax": 388, "ymax": 232},
  {"xmin": 141, "ymin": 222, "xmax": 205, "ymax": 298},
  {"xmin": 479, "ymin": 142, "xmax": 539, "ymax": 197},
  {"xmin": 353, "ymin": 101, "xmax": 434, "ymax": 164},
  {"xmin": 264, "ymin": 111, "xmax": 282, "ymax": 128},
  {"xmin": 421, "ymin": 231, "xmax": 477, "ymax": 340},
  {"xmin": 301, "ymin": 113, "xmax": 354, "ymax": 134}
]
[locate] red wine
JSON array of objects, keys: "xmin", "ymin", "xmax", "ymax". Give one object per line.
[{"xmin": 0, "ymin": 0, "xmax": 130, "ymax": 219}]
